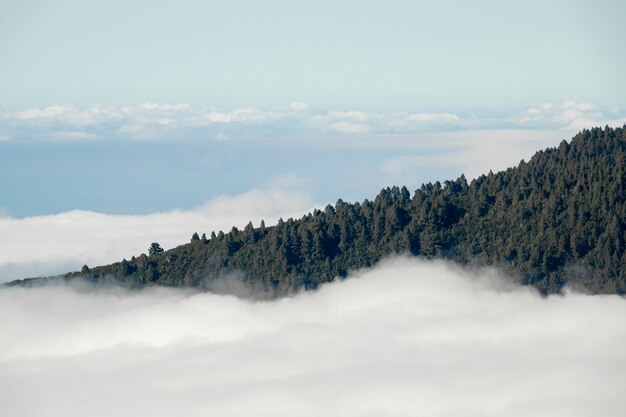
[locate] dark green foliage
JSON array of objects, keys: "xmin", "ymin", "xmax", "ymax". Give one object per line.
[
  {"xmin": 148, "ymin": 242, "xmax": 164, "ymax": 256},
  {"xmin": 27, "ymin": 127, "xmax": 626, "ymax": 295}
]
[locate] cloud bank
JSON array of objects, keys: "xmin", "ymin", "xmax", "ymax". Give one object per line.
[
  {"xmin": 0, "ymin": 186, "xmax": 315, "ymax": 283},
  {"xmin": 1, "ymin": 258, "xmax": 624, "ymax": 417},
  {"xmin": 2, "ymin": 101, "xmax": 624, "ymax": 141}
]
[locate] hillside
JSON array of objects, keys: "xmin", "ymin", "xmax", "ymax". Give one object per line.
[{"xmin": 9, "ymin": 126, "xmax": 626, "ymax": 295}]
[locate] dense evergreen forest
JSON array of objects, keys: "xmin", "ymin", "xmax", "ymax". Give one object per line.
[{"xmin": 9, "ymin": 126, "xmax": 626, "ymax": 295}]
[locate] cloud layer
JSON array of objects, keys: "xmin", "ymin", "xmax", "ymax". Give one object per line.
[
  {"xmin": 0, "ymin": 186, "xmax": 315, "ymax": 282},
  {"xmin": 1, "ymin": 258, "xmax": 624, "ymax": 417},
  {"xmin": 2, "ymin": 101, "xmax": 624, "ymax": 141}
]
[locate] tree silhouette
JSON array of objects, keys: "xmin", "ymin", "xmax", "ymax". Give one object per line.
[{"xmin": 148, "ymin": 242, "xmax": 164, "ymax": 256}]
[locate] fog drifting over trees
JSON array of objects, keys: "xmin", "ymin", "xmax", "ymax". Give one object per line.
[{"xmin": 1, "ymin": 258, "xmax": 624, "ymax": 417}]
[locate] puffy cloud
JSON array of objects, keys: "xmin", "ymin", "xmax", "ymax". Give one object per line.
[
  {"xmin": 0, "ymin": 258, "xmax": 624, "ymax": 417},
  {"xmin": 4, "ymin": 103, "xmax": 196, "ymax": 140},
  {"xmin": 288, "ymin": 101, "xmax": 309, "ymax": 111},
  {"xmin": 328, "ymin": 120, "xmax": 373, "ymax": 134},
  {"xmin": 139, "ymin": 102, "xmax": 159, "ymax": 110},
  {"xmin": 205, "ymin": 108, "xmax": 283, "ymax": 124},
  {"xmin": 1, "ymin": 101, "xmax": 624, "ymax": 141},
  {"xmin": 326, "ymin": 110, "xmax": 372, "ymax": 122},
  {"xmin": 514, "ymin": 101, "xmax": 626, "ymax": 130},
  {"xmin": 311, "ymin": 110, "xmax": 464, "ymax": 134},
  {"xmin": 10, "ymin": 104, "xmax": 125, "ymax": 127},
  {"xmin": 0, "ymin": 186, "xmax": 316, "ymax": 283}
]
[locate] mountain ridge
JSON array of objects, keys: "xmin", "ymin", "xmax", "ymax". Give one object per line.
[{"xmin": 7, "ymin": 126, "xmax": 626, "ymax": 295}]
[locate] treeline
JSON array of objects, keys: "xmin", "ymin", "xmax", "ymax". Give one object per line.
[{"xmin": 14, "ymin": 126, "xmax": 626, "ymax": 295}]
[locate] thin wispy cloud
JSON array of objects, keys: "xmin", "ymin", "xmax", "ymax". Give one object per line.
[
  {"xmin": 376, "ymin": 128, "xmax": 568, "ymax": 182},
  {"xmin": 1, "ymin": 258, "xmax": 624, "ymax": 417}
]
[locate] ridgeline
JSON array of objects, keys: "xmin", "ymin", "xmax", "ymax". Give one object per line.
[{"xmin": 9, "ymin": 126, "xmax": 626, "ymax": 295}]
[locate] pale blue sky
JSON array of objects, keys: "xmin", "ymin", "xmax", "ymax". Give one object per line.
[{"xmin": 1, "ymin": 0, "xmax": 625, "ymax": 111}]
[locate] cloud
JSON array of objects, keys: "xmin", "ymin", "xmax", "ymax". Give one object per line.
[
  {"xmin": 205, "ymin": 108, "xmax": 283, "ymax": 124},
  {"xmin": 378, "ymin": 128, "xmax": 568, "ymax": 182},
  {"xmin": 0, "ymin": 186, "xmax": 316, "ymax": 283},
  {"xmin": 139, "ymin": 102, "xmax": 159, "ymax": 110},
  {"xmin": 514, "ymin": 101, "xmax": 626, "ymax": 130},
  {"xmin": 0, "ymin": 257, "xmax": 624, "ymax": 417},
  {"xmin": 47, "ymin": 131, "xmax": 97, "ymax": 141},
  {"xmin": 311, "ymin": 110, "xmax": 464, "ymax": 134},
  {"xmin": 328, "ymin": 121, "xmax": 373, "ymax": 133},
  {"xmin": 3, "ymin": 101, "xmax": 624, "ymax": 142},
  {"xmin": 4, "ymin": 103, "xmax": 197, "ymax": 140},
  {"xmin": 10, "ymin": 104, "xmax": 125, "ymax": 127},
  {"xmin": 288, "ymin": 102, "xmax": 309, "ymax": 111}
]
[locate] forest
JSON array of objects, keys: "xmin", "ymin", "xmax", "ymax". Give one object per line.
[{"xmin": 9, "ymin": 126, "xmax": 626, "ymax": 295}]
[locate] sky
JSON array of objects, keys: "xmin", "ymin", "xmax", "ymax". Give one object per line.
[{"xmin": 1, "ymin": 0, "xmax": 625, "ymax": 110}]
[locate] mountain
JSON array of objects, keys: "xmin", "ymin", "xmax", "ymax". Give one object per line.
[{"xmin": 8, "ymin": 126, "xmax": 626, "ymax": 295}]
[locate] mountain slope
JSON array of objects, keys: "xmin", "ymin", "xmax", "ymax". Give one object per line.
[{"xmin": 9, "ymin": 126, "xmax": 626, "ymax": 295}]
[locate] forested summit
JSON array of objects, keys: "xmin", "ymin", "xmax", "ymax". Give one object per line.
[{"xmin": 10, "ymin": 126, "xmax": 626, "ymax": 295}]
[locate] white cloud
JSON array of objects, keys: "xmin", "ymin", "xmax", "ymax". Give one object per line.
[
  {"xmin": 14, "ymin": 104, "xmax": 74, "ymax": 120},
  {"xmin": 0, "ymin": 258, "xmax": 624, "ymax": 417},
  {"xmin": 329, "ymin": 120, "xmax": 373, "ymax": 133},
  {"xmin": 140, "ymin": 102, "xmax": 159, "ymax": 110},
  {"xmin": 4, "ymin": 103, "xmax": 197, "ymax": 140},
  {"xmin": 2, "ymin": 101, "xmax": 625, "ymax": 142},
  {"xmin": 205, "ymin": 108, "xmax": 282, "ymax": 124},
  {"xmin": 514, "ymin": 100, "xmax": 626, "ymax": 130},
  {"xmin": 289, "ymin": 102, "xmax": 309, "ymax": 111},
  {"xmin": 326, "ymin": 110, "xmax": 372, "ymax": 122},
  {"xmin": 47, "ymin": 131, "xmax": 97, "ymax": 141},
  {"xmin": 0, "ymin": 186, "xmax": 316, "ymax": 283},
  {"xmin": 10, "ymin": 104, "xmax": 125, "ymax": 127},
  {"xmin": 311, "ymin": 109, "xmax": 465, "ymax": 134}
]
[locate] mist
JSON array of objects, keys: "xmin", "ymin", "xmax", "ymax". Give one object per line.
[{"xmin": 1, "ymin": 257, "xmax": 624, "ymax": 416}]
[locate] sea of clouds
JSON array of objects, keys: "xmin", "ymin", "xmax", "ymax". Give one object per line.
[{"xmin": 1, "ymin": 257, "xmax": 624, "ymax": 417}]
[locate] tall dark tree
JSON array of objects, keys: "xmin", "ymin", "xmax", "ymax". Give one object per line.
[{"xmin": 148, "ymin": 242, "xmax": 164, "ymax": 256}]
